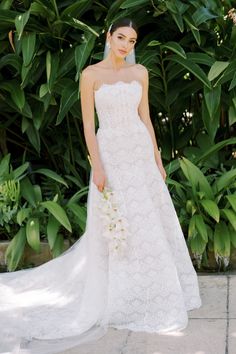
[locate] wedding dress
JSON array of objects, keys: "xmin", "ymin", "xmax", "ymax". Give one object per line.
[{"xmin": 0, "ymin": 80, "xmax": 201, "ymax": 354}]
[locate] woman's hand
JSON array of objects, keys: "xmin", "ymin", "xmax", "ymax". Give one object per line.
[{"xmin": 93, "ymin": 166, "xmax": 107, "ymax": 192}]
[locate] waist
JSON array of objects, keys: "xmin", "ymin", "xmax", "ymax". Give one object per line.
[{"xmin": 97, "ymin": 118, "xmax": 144, "ymax": 132}]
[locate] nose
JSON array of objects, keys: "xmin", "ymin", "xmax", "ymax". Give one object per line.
[{"xmin": 122, "ymin": 40, "xmax": 129, "ymax": 49}]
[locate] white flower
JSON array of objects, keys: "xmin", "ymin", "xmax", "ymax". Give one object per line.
[{"xmin": 97, "ymin": 186, "xmax": 130, "ymax": 257}]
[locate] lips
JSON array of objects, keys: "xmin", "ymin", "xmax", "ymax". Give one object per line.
[{"xmin": 118, "ymin": 49, "xmax": 127, "ymax": 55}]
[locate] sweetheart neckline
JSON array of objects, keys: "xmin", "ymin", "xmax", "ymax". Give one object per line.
[{"xmin": 94, "ymin": 80, "xmax": 142, "ymax": 94}]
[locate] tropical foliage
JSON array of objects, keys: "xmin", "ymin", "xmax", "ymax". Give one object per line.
[
  {"xmin": 0, "ymin": 0, "xmax": 236, "ymax": 270},
  {"xmin": 0, "ymin": 154, "xmax": 87, "ymax": 270}
]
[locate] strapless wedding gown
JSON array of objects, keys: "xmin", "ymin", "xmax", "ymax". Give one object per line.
[{"xmin": 0, "ymin": 80, "xmax": 201, "ymax": 354}]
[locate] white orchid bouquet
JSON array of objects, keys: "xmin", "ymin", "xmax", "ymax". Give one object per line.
[{"xmin": 97, "ymin": 186, "xmax": 130, "ymax": 257}]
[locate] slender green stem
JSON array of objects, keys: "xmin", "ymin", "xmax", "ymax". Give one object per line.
[
  {"xmin": 160, "ymin": 51, "xmax": 175, "ymax": 157},
  {"xmin": 51, "ymin": 0, "xmax": 60, "ymax": 19}
]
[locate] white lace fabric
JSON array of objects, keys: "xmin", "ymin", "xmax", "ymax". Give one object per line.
[{"xmin": 0, "ymin": 80, "xmax": 201, "ymax": 354}]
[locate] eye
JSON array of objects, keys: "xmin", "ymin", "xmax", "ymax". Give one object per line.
[
  {"xmin": 130, "ymin": 40, "xmax": 136, "ymax": 44},
  {"xmin": 117, "ymin": 36, "xmax": 124, "ymax": 40}
]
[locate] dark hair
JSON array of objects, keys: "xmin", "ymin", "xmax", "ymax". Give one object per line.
[{"xmin": 109, "ymin": 18, "xmax": 138, "ymax": 36}]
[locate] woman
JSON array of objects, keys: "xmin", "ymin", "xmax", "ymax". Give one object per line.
[
  {"xmin": 79, "ymin": 16, "xmax": 201, "ymax": 329},
  {"xmin": 0, "ymin": 18, "xmax": 201, "ymax": 354}
]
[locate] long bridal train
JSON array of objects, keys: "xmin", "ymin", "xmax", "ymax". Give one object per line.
[{"xmin": 0, "ymin": 171, "xmax": 111, "ymax": 354}]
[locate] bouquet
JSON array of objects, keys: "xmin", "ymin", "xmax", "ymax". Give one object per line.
[{"xmin": 97, "ymin": 186, "xmax": 130, "ymax": 257}]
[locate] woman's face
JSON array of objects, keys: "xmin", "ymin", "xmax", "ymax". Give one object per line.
[{"xmin": 107, "ymin": 26, "xmax": 137, "ymax": 59}]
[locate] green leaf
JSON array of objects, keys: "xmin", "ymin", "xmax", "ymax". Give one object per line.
[
  {"xmin": 229, "ymin": 105, "xmax": 236, "ymax": 126},
  {"xmin": 61, "ymin": 0, "xmax": 92, "ymax": 18},
  {"xmin": 221, "ymin": 209, "xmax": 236, "ymax": 231},
  {"xmin": 39, "ymin": 83, "xmax": 49, "ymax": 98},
  {"xmin": 183, "ymin": 15, "xmax": 201, "ymax": 45},
  {"xmin": 26, "ymin": 217, "xmax": 40, "ymax": 252},
  {"xmin": 0, "ymin": 0, "xmax": 14, "ymax": 10},
  {"xmin": 45, "ymin": 51, "xmax": 59, "ymax": 92},
  {"xmin": 0, "ymin": 80, "xmax": 25, "ymax": 111},
  {"xmin": 67, "ymin": 186, "xmax": 89, "ymax": 204},
  {"xmin": 200, "ymin": 199, "xmax": 220, "ymax": 222},
  {"xmin": 168, "ymin": 55, "xmax": 211, "ymax": 89},
  {"xmin": 67, "ymin": 203, "xmax": 86, "ymax": 229},
  {"xmin": 5, "ymin": 227, "xmax": 26, "ymax": 271},
  {"xmin": 30, "ymin": 1, "xmax": 55, "ymax": 20},
  {"xmin": 47, "ymin": 215, "xmax": 60, "ymax": 250},
  {"xmin": 120, "ymin": 0, "xmax": 148, "ymax": 8},
  {"xmin": 192, "ymin": 7, "xmax": 217, "ymax": 26},
  {"xmin": 46, "ymin": 51, "xmax": 51, "ymax": 84},
  {"xmin": 33, "ymin": 185, "xmax": 42, "ymax": 203},
  {"xmin": 56, "ymin": 81, "xmax": 78, "ymax": 125},
  {"xmin": 195, "ymin": 137, "xmax": 236, "ymax": 164},
  {"xmin": 41, "ymin": 201, "xmax": 72, "ymax": 232},
  {"xmin": 20, "ymin": 177, "xmax": 37, "ymax": 207},
  {"xmin": 226, "ymin": 195, "xmax": 236, "ymax": 213},
  {"xmin": 11, "ymin": 86, "xmax": 25, "ymax": 111},
  {"xmin": 0, "ymin": 53, "xmax": 22, "ymax": 73},
  {"xmin": 186, "ymin": 53, "xmax": 215, "ymax": 67},
  {"xmin": 63, "ymin": 18, "xmax": 99, "ymax": 37},
  {"xmin": 75, "ymin": 32, "xmax": 96, "ymax": 81},
  {"xmin": 33, "ymin": 168, "xmax": 68, "ymax": 187},
  {"xmin": 0, "ymin": 153, "xmax": 10, "ymax": 177},
  {"xmin": 13, "ymin": 162, "xmax": 29, "ymax": 179},
  {"xmin": 204, "ymin": 85, "xmax": 221, "ymax": 119},
  {"xmin": 162, "ymin": 41, "xmax": 186, "ymax": 59},
  {"xmin": 229, "ymin": 71, "xmax": 236, "ymax": 90},
  {"xmin": 214, "ymin": 61, "xmax": 236, "ymax": 87},
  {"xmin": 15, "ymin": 10, "xmax": 30, "ymax": 40},
  {"xmin": 208, "ymin": 61, "xmax": 229, "ymax": 81},
  {"xmin": 167, "ymin": 3, "xmax": 184, "ymax": 32},
  {"xmin": 195, "ymin": 214, "xmax": 208, "ymax": 242},
  {"xmin": 180, "ymin": 157, "xmax": 214, "ymax": 200},
  {"xmin": 189, "ymin": 233, "xmax": 207, "ymax": 255},
  {"xmin": 16, "ymin": 207, "xmax": 31, "ymax": 225},
  {"xmin": 214, "ymin": 169, "xmax": 236, "ymax": 192},
  {"xmin": 147, "ymin": 40, "xmax": 161, "ymax": 47},
  {"xmin": 25, "ymin": 123, "xmax": 40, "ymax": 153},
  {"xmin": 214, "ymin": 222, "xmax": 231, "ymax": 258},
  {"xmin": 51, "ymin": 233, "xmax": 64, "ymax": 258},
  {"xmin": 230, "ymin": 228, "xmax": 236, "ymax": 248},
  {"xmin": 22, "ymin": 32, "xmax": 36, "ymax": 67},
  {"xmin": 188, "ymin": 214, "xmax": 197, "ymax": 238}
]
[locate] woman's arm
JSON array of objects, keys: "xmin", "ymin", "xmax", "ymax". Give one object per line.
[
  {"xmin": 137, "ymin": 65, "xmax": 166, "ymax": 180},
  {"xmin": 80, "ymin": 67, "xmax": 106, "ymax": 191}
]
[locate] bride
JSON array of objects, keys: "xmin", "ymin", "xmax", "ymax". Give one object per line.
[{"xmin": 0, "ymin": 17, "xmax": 201, "ymax": 354}]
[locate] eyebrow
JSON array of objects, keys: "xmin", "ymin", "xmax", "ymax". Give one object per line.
[{"xmin": 117, "ymin": 32, "xmax": 137, "ymax": 40}]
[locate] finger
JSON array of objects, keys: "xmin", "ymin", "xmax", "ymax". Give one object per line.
[{"xmin": 99, "ymin": 184, "xmax": 104, "ymax": 192}]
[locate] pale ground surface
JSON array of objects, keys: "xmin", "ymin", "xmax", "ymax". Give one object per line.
[{"xmin": 60, "ymin": 274, "xmax": 236, "ymax": 354}]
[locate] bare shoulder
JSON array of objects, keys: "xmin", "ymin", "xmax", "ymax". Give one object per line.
[
  {"xmin": 132, "ymin": 64, "xmax": 148, "ymax": 84},
  {"xmin": 81, "ymin": 64, "xmax": 96, "ymax": 77},
  {"xmin": 81, "ymin": 63, "xmax": 104, "ymax": 83},
  {"xmin": 82, "ymin": 63, "xmax": 104, "ymax": 73},
  {"xmin": 135, "ymin": 63, "xmax": 148, "ymax": 72},
  {"xmin": 80, "ymin": 65, "xmax": 99, "ymax": 89}
]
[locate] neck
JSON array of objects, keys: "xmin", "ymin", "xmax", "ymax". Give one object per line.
[{"xmin": 105, "ymin": 52, "xmax": 126, "ymax": 71}]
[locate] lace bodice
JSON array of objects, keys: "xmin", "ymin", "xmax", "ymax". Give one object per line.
[{"xmin": 94, "ymin": 80, "xmax": 143, "ymax": 130}]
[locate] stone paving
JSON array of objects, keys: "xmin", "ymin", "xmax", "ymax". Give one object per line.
[{"xmin": 61, "ymin": 274, "xmax": 236, "ymax": 354}]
